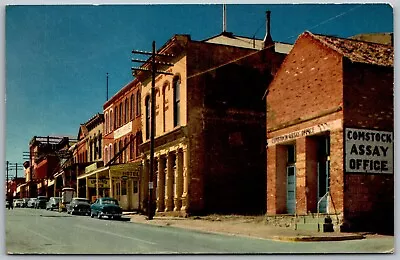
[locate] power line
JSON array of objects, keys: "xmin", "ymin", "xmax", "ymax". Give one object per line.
[{"xmin": 187, "ymin": 5, "xmax": 364, "ymax": 81}]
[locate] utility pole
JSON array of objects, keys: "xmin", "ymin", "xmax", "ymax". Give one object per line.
[{"xmin": 131, "ymin": 41, "xmax": 174, "ymax": 220}]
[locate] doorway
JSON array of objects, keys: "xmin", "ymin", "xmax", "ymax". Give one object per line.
[
  {"xmin": 286, "ymin": 144, "xmax": 296, "ymax": 214},
  {"xmin": 317, "ymin": 135, "xmax": 330, "ymax": 213}
]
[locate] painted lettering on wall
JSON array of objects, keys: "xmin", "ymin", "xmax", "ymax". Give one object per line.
[{"xmin": 345, "ymin": 128, "xmax": 393, "ymax": 174}]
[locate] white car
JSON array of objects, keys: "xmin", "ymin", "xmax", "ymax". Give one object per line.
[
  {"xmin": 13, "ymin": 199, "xmax": 24, "ymax": 208},
  {"xmin": 27, "ymin": 198, "xmax": 37, "ymax": 208}
]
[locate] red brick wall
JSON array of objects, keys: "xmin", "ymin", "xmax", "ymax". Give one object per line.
[
  {"xmin": 186, "ymin": 42, "xmax": 277, "ymax": 214},
  {"xmin": 343, "ymin": 61, "xmax": 393, "ymax": 130},
  {"xmin": 342, "ymin": 61, "xmax": 394, "ymax": 233},
  {"xmin": 267, "ymin": 33, "xmax": 343, "ymax": 130}
]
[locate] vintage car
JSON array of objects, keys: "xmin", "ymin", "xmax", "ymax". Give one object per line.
[
  {"xmin": 66, "ymin": 198, "xmax": 91, "ymax": 215},
  {"xmin": 13, "ymin": 199, "xmax": 24, "ymax": 208},
  {"xmin": 90, "ymin": 197, "xmax": 122, "ymax": 220},
  {"xmin": 22, "ymin": 198, "xmax": 30, "ymax": 207},
  {"xmin": 35, "ymin": 196, "xmax": 48, "ymax": 209},
  {"xmin": 27, "ymin": 198, "xmax": 37, "ymax": 208},
  {"xmin": 46, "ymin": 197, "xmax": 61, "ymax": 211}
]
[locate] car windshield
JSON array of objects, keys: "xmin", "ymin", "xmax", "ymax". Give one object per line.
[{"xmin": 102, "ymin": 199, "xmax": 118, "ymax": 205}]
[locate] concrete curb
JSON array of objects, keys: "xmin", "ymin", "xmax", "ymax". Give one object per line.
[{"xmin": 272, "ymin": 234, "xmax": 365, "ymax": 242}]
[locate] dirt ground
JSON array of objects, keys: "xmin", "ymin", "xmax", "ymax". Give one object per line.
[{"xmin": 126, "ymin": 213, "xmax": 366, "ymax": 241}]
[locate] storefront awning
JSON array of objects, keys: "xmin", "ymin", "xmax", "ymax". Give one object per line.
[
  {"xmin": 48, "ymin": 179, "xmax": 55, "ymax": 187},
  {"xmin": 77, "ymin": 166, "xmax": 109, "ymax": 180}
]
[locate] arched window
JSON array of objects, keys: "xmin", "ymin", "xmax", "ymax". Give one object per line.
[
  {"xmin": 119, "ymin": 140, "xmax": 123, "ymax": 163},
  {"xmin": 98, "ymin": 134, "xmax": 102, "ymax": 159},
  {"xmin": 145, "ymin": 95, "xmax": 150, "ymax": 140},
  {"xmin": 109, "ymin": 144, "xmax": 113, "ymax": 163},
  {"xmin": 173, "ymin": 76, "xmax": 181, "ymax": 127},
  {"xmin": 110, "ymin": 109, "xmax": 113, "ymax": 132},
  {"xmin": 105, "ymin": 112, "xmax": 108, "ymax": 134},
  {"xmin": 130, "ymin": 135, "xmax": 134, "ymax": 160},
  {"xmin": 130, "ymin": 94, "xmax": 135, "ymax": 120},
  {"xmin": 114, "ymin": 107, "xmax": 118, "ymax": 129},
  {"xmin": 125, "ymin": 98, "xmax": 129, "ymax": 123},
  {"xmin": 124, "ymin": 137, "xmax": 128, "ymax": 162},
  {"xmin": 119, "ymin": 103, "xmax": 123, "ymax": 127},
  {"xmin": 104, "ymin": 147, "xmax": 108, "ymax": 164},
  {"xmin": 136, "ymin": 91, "xmax": 141, "ymax": 116},
  {"xmin": 162, "ymin": 82, "xmax": 168, "ymax": 132}
]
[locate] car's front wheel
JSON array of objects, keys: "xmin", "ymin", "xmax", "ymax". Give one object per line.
[
  {"xmin": 90, "ymin": 211, "xmax": 94, "ymax": 218},
  {"xmin": 97, "ymin": 212, "xmax": 102, "ymax": 219}
]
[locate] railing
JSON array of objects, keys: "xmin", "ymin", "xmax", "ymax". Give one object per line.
[{"xmin": 317, "ymin": 191, "xmax": 339, "ymax": 232}]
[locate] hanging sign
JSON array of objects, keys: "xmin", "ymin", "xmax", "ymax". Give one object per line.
[{"xmin": 345, "ymin": 128, "xmax": 393, "ymax": 174}]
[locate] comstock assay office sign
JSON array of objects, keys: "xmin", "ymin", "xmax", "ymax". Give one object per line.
[{"xmin": 345, "ymin": 128, "xmax": 393, "ymax": 174}]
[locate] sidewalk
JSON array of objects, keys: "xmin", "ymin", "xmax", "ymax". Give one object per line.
[{"xmin": 122, "ymin": 212, "xmax": 367, "ymax": 242}]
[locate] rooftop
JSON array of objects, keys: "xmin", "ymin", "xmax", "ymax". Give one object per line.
[
  {"xmin": 308, "ymin": 31, "xmax": 393, "ymax": 67},
  {"xmin": 203, "ymin": 32, "xmax": 293, "ymax": 54}
]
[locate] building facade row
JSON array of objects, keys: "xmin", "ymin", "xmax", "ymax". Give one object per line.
[{"xmin": 15, "ymin": 12, "xmax": 393, "ymax": 233}]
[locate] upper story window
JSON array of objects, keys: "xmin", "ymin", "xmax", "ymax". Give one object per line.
[
  {"xmin": 130, "ymin": 94, "xmax": 135, "ymax": 120},
  {"xmin": 145, "ymin": 95, "xmax": 150, "ymax": 140},
  {"xmin": 136, "ymin": 91, "xmax": 141, "ymax": 117},
  {"xmin": 119, "ymin": 103, "xmax": 123, "ymax": 127},
  {"xmin": 173, "ymin": 76, "xmax": 181, "ymax": 127},
  {"xmin": 125, "ymin": 98, "xmax": 129, "ymax": 123},
  {"xmin": 114, "ymin": 107, "xmax": 117, "ymax": 129},
  {"xmin": 162, "ymin": 83, "xmax": 168, "ymax": 132},
  {"xmin": 104, "ymin": 147, "xmax": 108, "ymax": 164},
  {"xmin": 110, "ymin": 109, "xmax": 113, "ymax": 132},
  {"xmin": 98, "ymin": 134, "xmax": 102, "ymax": 159},
  {"xmin": 105, "ymin": 112, "xmax": 109, "ymax": 134}
]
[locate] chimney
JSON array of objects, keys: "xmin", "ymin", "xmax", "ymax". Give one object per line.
[{"xmin": 263, "ymin": 10, "xmax": 273, "ymax": 49}]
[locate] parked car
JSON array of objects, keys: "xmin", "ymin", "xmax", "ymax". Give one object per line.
[
  {"xmin": 13, "ymin": 199, "xmax": 24, "ymax": 208},
  {"xmin": 46, "ymin": 197, "xmax": 61, "ymax": 211},
  {"xmin": 35, "ymin": 196, "xmax": 48, "ymax": 209},
  {"xmin": 27, "ymin": 198, "xmax": 37, "ymax": 208},
  {"xmin": 66, "ymin": 198, "xmax": 91, "ymax": 215},
  {"xmin": 90, "ymin": 197, "xmax": 122, "ymax": 220},
  {"xmin": 22, "ymin": 198, "xmax": 30, "ymax": 208}
]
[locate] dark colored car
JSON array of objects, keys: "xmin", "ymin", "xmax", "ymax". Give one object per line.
[
  {"xmin": 22, "ymin": 198, "xmax": 30, "ymax": 208},
  {"xmin": 67, "ymin": 198, "xmax": 91, "ymax": 215},
  {"xmin": 35, "ymin": 196, "xmax": 48, "ymax": 209},
  {"xmin": 90, "ymin": 197, "xmax": 122, "ymax": 220},
  {"xmin": 46, "ymin": 197, "xmax": 61, "ymax": 211}
]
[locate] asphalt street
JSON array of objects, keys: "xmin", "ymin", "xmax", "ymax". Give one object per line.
[{"xmin": 5, "ymin": 208, "xmax": 394, "ymax": 254}]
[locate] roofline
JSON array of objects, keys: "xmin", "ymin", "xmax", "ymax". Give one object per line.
[
  {"xmin": 308, "ymin": 31, "xmax": 394, "ymax": 47},
  {"xmin": 104, "ymin": 78, "xmax": 140, "ymax": 109}
]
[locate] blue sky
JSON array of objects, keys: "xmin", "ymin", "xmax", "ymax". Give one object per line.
[{"xmin": 4, "ymin": 3, "xmax": 394, "ymax": 177}]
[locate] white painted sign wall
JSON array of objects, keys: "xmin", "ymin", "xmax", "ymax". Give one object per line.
[{"xmin": 345, "ymin": 128, "xmax": 393, "ymax": 174}]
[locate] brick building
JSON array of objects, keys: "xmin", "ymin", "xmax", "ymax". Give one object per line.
[
  {"xmin": 25, "ymin": 136, "xmax": 74, "ymax": 198},
  {"xmin": 75, "ymin": 113, "xmax": 107, "ymax": 201},
  {"xmin": 102, "ymin": 79, "xmax": 142, "ymax": 210},
  {"xmin": 265, "ymin": 31, "xmax": 393, "ymax": 233},
  {"xmin": 136, "ymin": 18, "xmax": 288, "ymax": 215}
]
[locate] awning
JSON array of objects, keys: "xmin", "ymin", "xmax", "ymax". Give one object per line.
[
  {"xmin": 77, "ymin": 166, "xmax": 109, "ymax": 180},
  {"xmin": 48, "ymin": 179, "xmax": 55, "ymax": 187}
]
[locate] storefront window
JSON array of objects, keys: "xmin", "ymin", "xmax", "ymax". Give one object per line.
[{"xmin": 121, "ymin": 180, "xmax": 127, "ymax": 195}]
